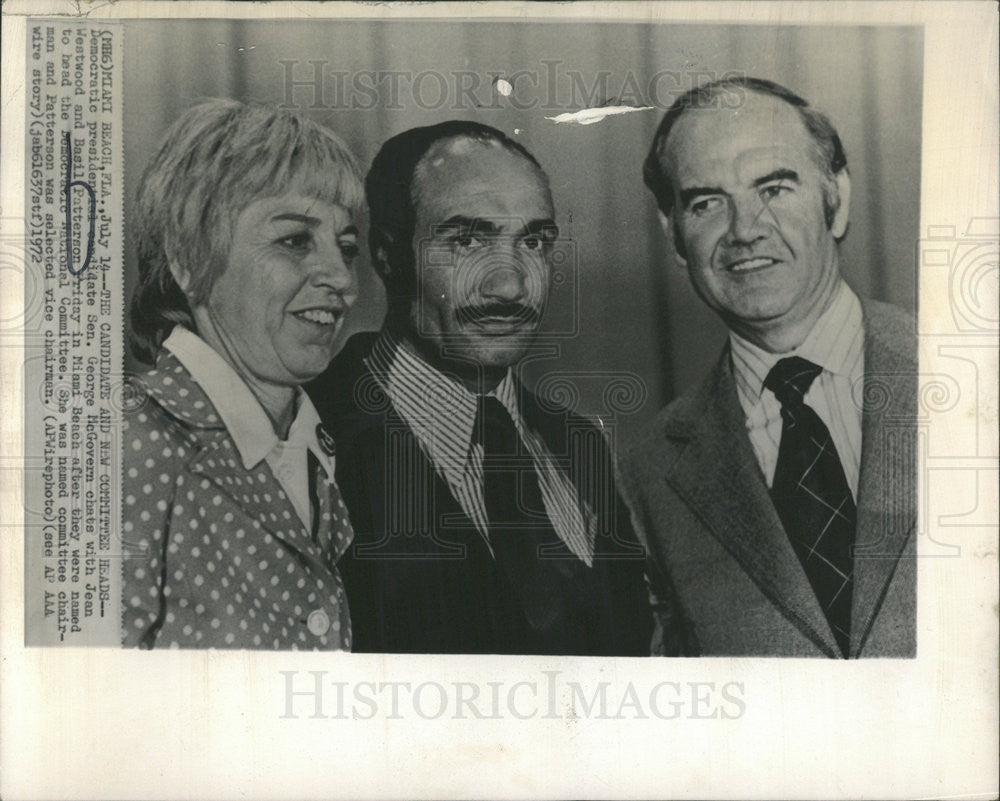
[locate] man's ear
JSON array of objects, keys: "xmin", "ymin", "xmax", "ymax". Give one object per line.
[
  {"xmin": 830, "ymin": 170, "xmax": 851, "ymax": 239},
  {"xmin": 370, "ymin": 228, "xmax": 395, "ymax": 284},
  {"xmin": 167, "ymin": 259, "xmax": 193, "ymax": 294},
  {"xmin": 657, "ymin": 209, "xmax": 687, "ymax": 267}
]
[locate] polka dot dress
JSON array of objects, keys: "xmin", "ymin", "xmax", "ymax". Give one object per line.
[{"xmin": 121, "ymin": 352, "xmax": 352, "ymax": 651}]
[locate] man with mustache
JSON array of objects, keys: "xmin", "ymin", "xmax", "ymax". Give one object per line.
[
  {"xmin": 308, "ymin": 121, "xmax": 652, "ymax": 654},
  {"xmin": 619, "ymin": 78, "xmax": 917, "ymax": 657}
]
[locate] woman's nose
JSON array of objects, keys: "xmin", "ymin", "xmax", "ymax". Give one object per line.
[{"xmin": 311, "ymin": 242, "xmax": 356, "ymax": 294}]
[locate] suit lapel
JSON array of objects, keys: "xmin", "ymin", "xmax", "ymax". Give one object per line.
[
  {"xmin": 328, "ymin": 356, "xmax": 471, "ymax": 561},
  {"xmin": 850, "ymin": 301, "xmax": 918, "ymax": 656},
  {"xmin": 141, "ymin": 350, "xmax": 329, "ymax": 568},
  {"xmin": 518, "ymin": 383, "xmax": 568, "ymax": 457},
  {"xmin": 663, "ymin": 350, "xmax": 842, "ymax": 657}
]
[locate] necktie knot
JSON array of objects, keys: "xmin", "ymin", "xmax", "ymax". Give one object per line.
[{"xmin": 764, "ymin": 356, "xmax": 823, "ymax": 409}]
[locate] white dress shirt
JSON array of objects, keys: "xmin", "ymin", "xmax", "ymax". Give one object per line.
[
  {"xmin": 163, "ymin": 326, "xmax": 334, "ymax": 528},
  {"xmin": 729, "ymin": 281, "xmax": 865, "ymax": 498},
  {"xmin": 365, "ymin": 328, "xmax": 595, "ymax": 565}
]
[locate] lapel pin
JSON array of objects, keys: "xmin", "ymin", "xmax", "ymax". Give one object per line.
[{"xmin": 316, "ymin": 423, "xmax": 337, "ymax": 457}]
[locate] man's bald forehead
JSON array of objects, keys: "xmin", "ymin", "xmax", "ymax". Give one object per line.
[
  {"xmin": 425, "ymin": 133, "xmax": 504, "ymax": 160},
  {"xmin": 412, "ymin": 133, "xmax": 552, "ymax": 210},
  {"xmin": 415, "ymin": 134, "xmax": 546, "ymax": 182}
]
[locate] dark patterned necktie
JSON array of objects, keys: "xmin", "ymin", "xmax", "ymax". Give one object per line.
[
  {"xmin": 475, "ymin": 395, "xmax": 565, "ymax": 632},
  {"xmin": 765, "ymin": 356, "xmax": 855, "ymax": 657}
]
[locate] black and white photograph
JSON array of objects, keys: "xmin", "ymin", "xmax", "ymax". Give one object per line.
[
  {"xmin": 1, "ymin": 2, "xmax": 996, "ymax": 799},
  {"xmin": 114, "ymin": 18, "xmax": 922, "ymax": 657}
]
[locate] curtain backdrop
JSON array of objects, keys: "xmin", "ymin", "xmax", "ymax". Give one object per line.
[{"xmin": 123, "ymin": 20, "xmax": 921, "ymax": 441}]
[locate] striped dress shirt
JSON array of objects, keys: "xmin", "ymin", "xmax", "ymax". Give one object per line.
[
  {"xmin": 365, "ymin": 329, "xmax": 595, "ymax": 565},
  {"xmin": 729, "ymin": 281, "xmax": 865, "ymax": 498}
]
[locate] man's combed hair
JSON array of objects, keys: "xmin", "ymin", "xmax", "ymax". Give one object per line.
[
  {"xmin": 642, "ymin": 76, "xmax": 848, "ymax": 216},
  {"xmin": 364, "ymin": 120, "xmax": 543, "ymax": 307},
  {"xmin": 130, "ymin": 98, "xmax": 364, "ymax": 364}
]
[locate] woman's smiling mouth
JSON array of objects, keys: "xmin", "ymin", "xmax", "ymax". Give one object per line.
[{"xmin": 292, "ymin": 308, "xmax": 342, "ymax": 327}]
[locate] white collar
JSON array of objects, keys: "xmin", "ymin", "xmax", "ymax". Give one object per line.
[
  {"xmin": 366, "ymin": 328, "xmax": 521, "ymax": 485},
  {"xmin": 163, "ymin": 326, "xmax": 333, "ymax": 475}
]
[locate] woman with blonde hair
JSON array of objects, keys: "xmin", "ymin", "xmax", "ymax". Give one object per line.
[{"xmin": 123, "ymin": 99, "xmax": 363, "ymax": 650}]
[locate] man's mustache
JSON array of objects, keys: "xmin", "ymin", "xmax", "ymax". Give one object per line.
[{"xmin": 456, "ymin": 302, "xmax": 542, "ymax": 325}]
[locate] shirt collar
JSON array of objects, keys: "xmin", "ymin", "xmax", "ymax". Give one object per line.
[
  {"xmin": 282, "ymin": 391, "xmax": 336, "ymax": 480},
  {"xmin": 366, "ymin": 327, "xmax": 519, "ymax": 483},
  {"xmin": 163, "ymin": 325, "xmax": 331, "ymax": 473},
  {"xmin": 730, "ymin": 280, "xmax": 864, "ymax": 405}
]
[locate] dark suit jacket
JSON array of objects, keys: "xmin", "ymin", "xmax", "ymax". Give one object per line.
[
  {"xmin": 618, "ymin": 298, "xmax": 917, "ymax": 657},
  {"xmin": 307, "ymin": 332, "xmax": 653, "ymax": 655}
]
